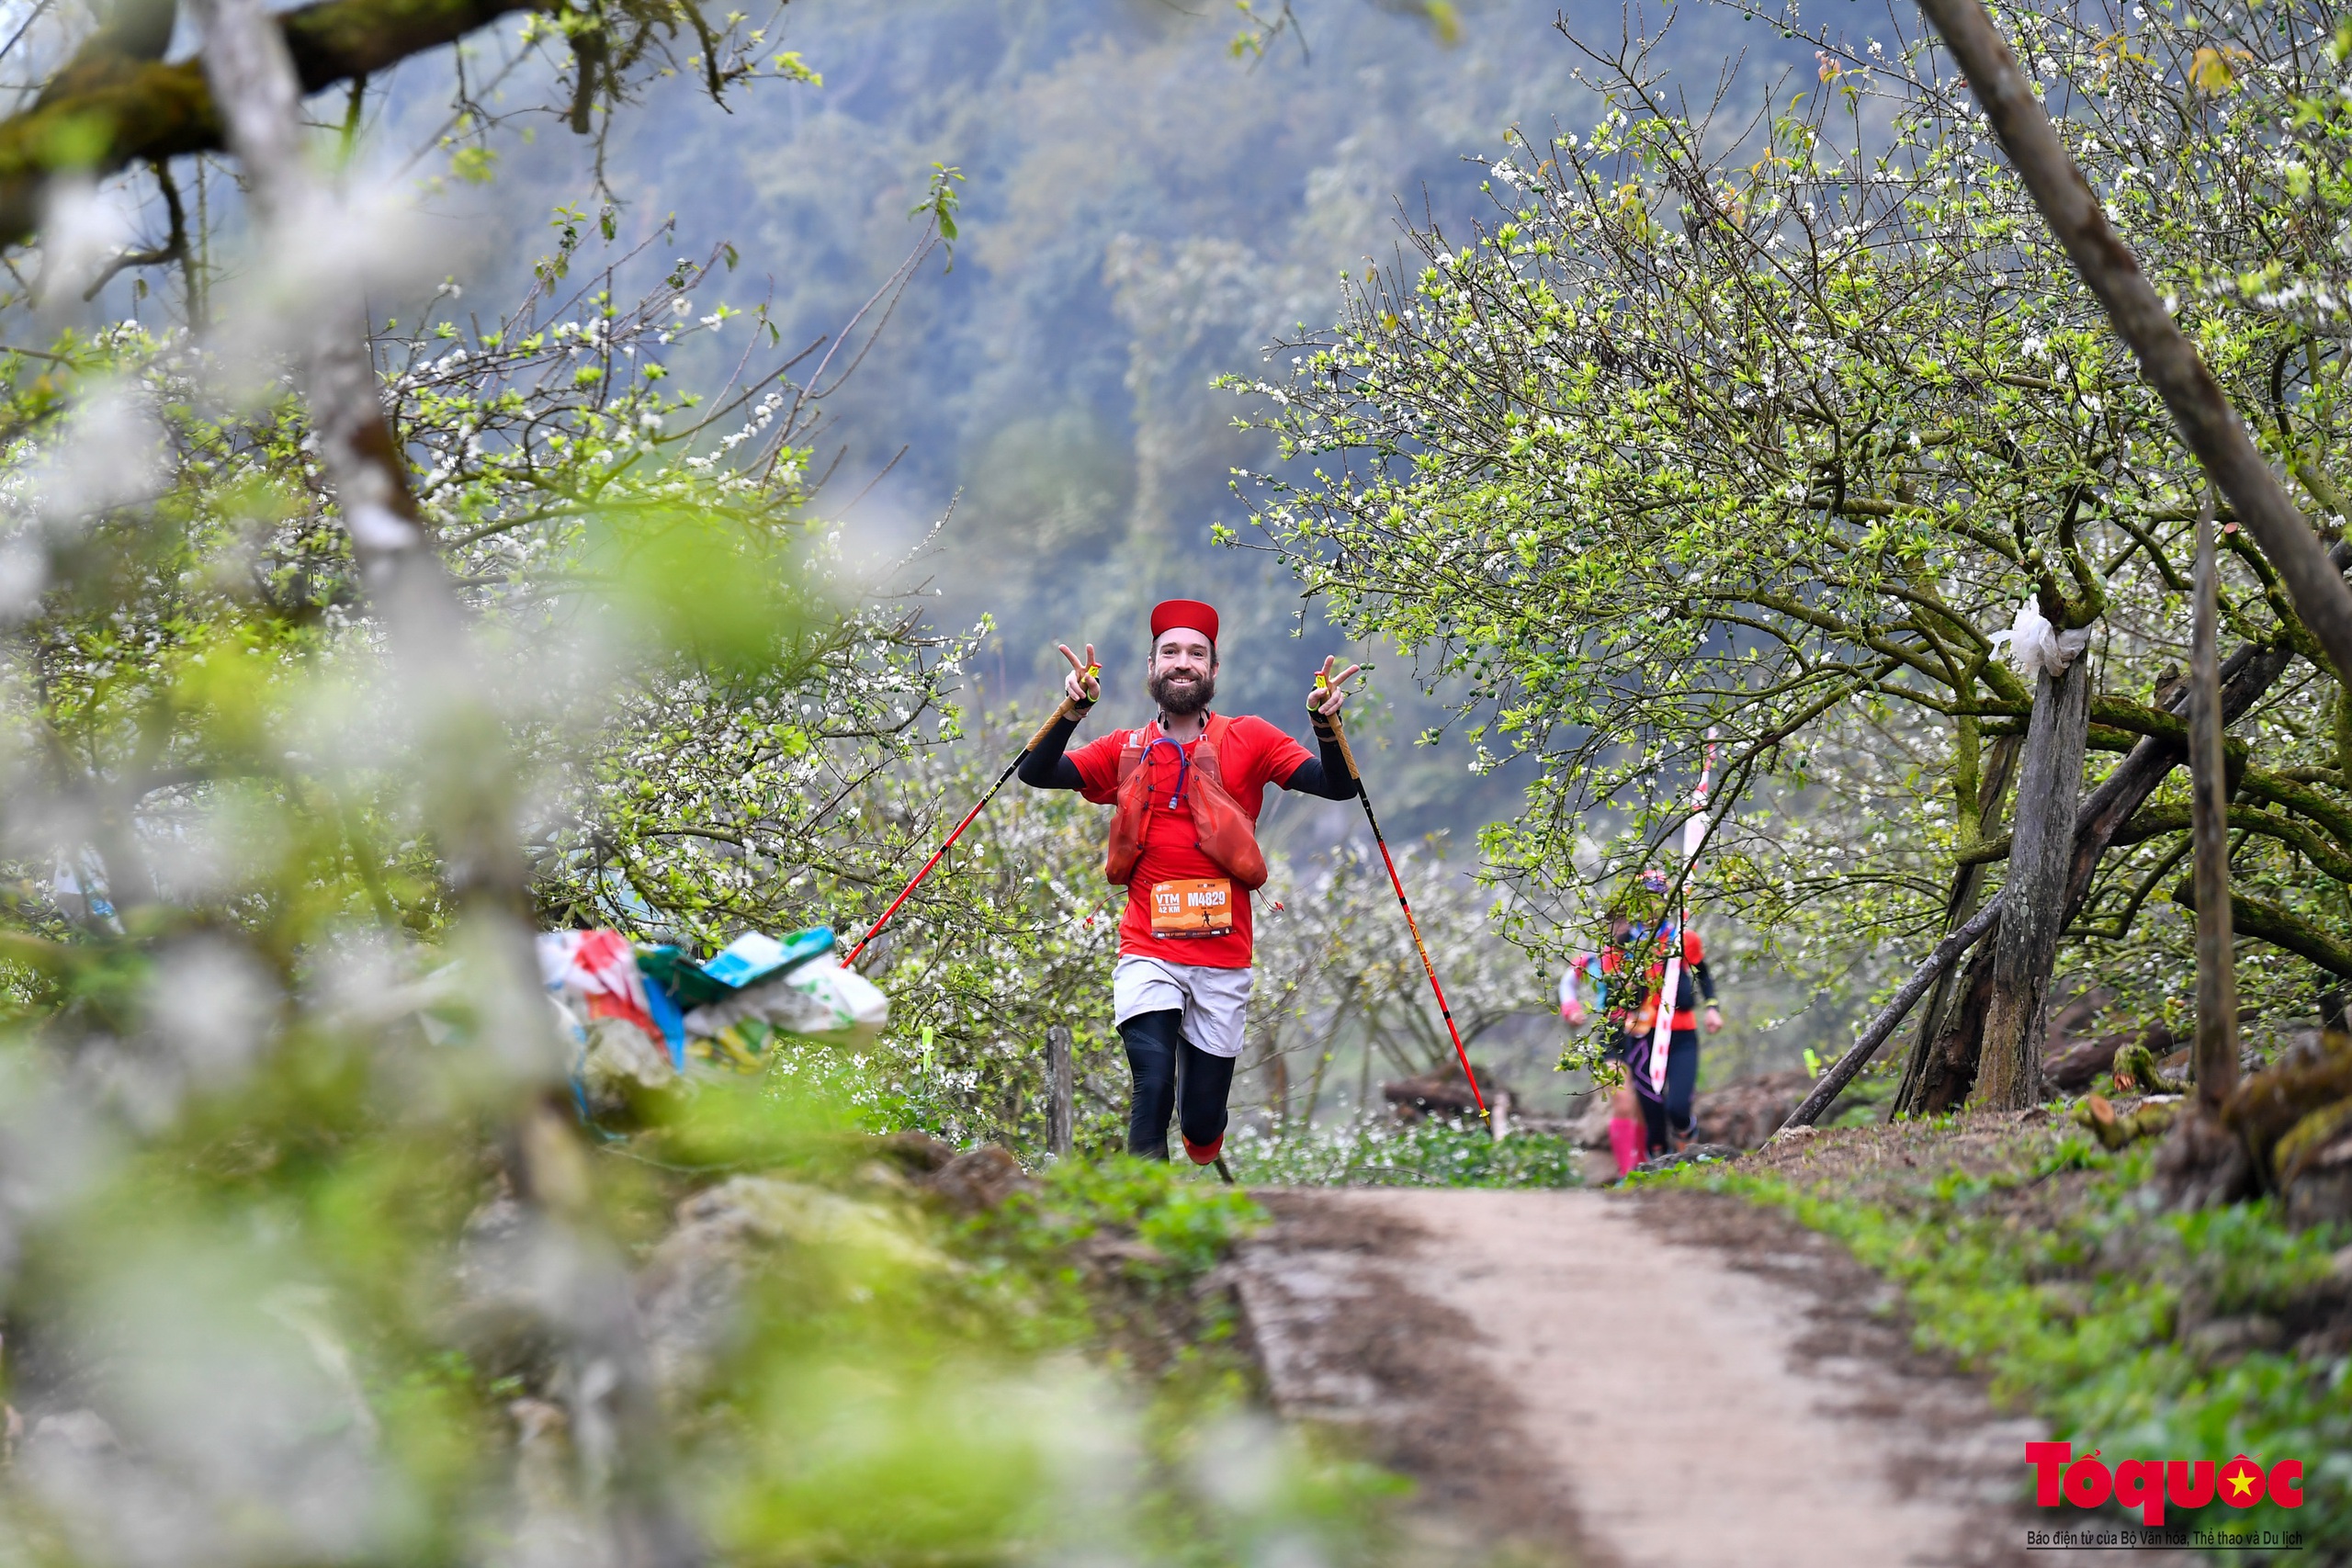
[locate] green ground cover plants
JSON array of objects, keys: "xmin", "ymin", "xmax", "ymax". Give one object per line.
[{"xmin": 1223, "ymin": 1116, "xmax": 1581, "ymax": 1189}]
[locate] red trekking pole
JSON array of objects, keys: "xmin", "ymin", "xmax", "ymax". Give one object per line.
[
  {"xmin": 1313, "ymin": 680, "xmax": 1488, "ymax": 1120},
  {"xmin": 843, "ymin": 666, "xmax": 1098, "ymax": 969}
]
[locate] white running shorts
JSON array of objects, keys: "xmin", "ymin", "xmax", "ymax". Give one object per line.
[{"xmin": 1111, "ymin": 954, "xmax": 1253, "ymax": 1060}]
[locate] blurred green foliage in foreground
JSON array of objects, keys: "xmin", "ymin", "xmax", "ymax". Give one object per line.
[{"xmin": 0, "ymin": 1021, "xmax": 1408, "ymax": 1565}]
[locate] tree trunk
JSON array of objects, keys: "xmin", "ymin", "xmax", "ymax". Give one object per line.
[
  {"xmin": 1046, "ymin": 1026, "xmax": 1074, "ymax": 1160},
  {"xmin": 1892, "ymin": 735, "xmax": 2018, "ymax": 1117},
  {"xmin": 2190, "ymin": 502, "xmax": 2243, "ymax": 1111},
  {"xmin": 1972, "ymin": 657, "xmax": 2091, "ymax": 1111},
  {"xmin": 1910, "ymin": 945, "xmax": 1997, "ymax": 1113},
  {"xmin": 1889, "ymin": 561, "xmax": 2332, "ymax": 1118}
]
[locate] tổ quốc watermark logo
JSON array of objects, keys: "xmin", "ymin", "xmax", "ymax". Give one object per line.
[{"xmin": 2025, "ymin": 1442, "xmax": 2307, "ymax": 1552}]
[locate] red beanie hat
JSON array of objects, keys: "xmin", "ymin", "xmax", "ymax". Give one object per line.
[{"xmin": 1149, "ymin": 598, "xmax": 1220, "ymax": 646}]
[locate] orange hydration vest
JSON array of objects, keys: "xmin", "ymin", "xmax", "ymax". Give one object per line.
[{"xmin": 1103, "ymin": 714, "xmax": 1269, "ymax": 891}]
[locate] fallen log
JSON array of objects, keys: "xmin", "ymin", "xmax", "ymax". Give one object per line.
[
  {"xmin": 1383, "ymin": 1063, "xmax": 1507, "ymax": 1123},
  {"xmin": 2108, "ymin": 1039, "xmax": 2187, "ymax": 1098},
  {"xmin": 2222, "ymin": 1032, "xmax": 2352, "ymax": 1185},
  {"xmin": 2075, "ymin": 1091, "xmax": 2179, "ymax": 1151},
  {"xmin": 1692, "ymin": 1071, "xmax": 1812, "ymax": 1150}
]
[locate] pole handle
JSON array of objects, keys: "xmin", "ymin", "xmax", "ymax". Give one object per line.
[
  {"xmin": 1025, "ymin": 665, "xmax": 1100, "ymax": 752},
  {"xmin": 1309, "ymin": 674, "xmax": 1363, "ymax": 781}
]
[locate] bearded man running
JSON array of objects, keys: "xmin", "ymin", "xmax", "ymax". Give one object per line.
[{"xmin": 1016, "ymin": 599, "xmax": 1363, "ymax": 1165}]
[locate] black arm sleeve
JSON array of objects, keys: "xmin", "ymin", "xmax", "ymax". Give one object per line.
[
  {"xmin": 1690, "ymin": 957, "xmax": 1718, "ymax": 1004},
  {"xmin": 1281, "ymin": 719, "xmax": 1361, "ymax": 801},
  {"xmin": 1015, "ymin": 709, "xmax": 1087, "ymax": 790}
]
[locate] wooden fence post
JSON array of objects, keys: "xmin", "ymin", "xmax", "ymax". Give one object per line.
[{"xmin": 1047, "ymin": 1025, "xmax": 1074, "ymax": 1161}]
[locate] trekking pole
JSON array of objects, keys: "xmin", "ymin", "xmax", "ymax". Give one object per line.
[
  {"xmin": 1312, "ymin": 677, "xmax": 1488, "ymax": 1119},
  {"xmin": 1643, "ymin": 728, "xmax": 1719, "ymax": 1096},
  {"xmin": 842, "ymin": 666, "xmax": 1099, "ymax": 968}
]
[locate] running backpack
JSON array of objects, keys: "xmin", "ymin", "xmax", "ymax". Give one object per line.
[{"xmin": 1103, "ymin": 714, "xmax": 1269, "ymax": 890}]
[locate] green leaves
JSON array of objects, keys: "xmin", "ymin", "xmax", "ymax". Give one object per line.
[{"xmin": 910, "ymin": 162, "xmax": 966, "ymax": 267}]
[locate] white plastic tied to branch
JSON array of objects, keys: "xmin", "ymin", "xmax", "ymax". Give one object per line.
[{"xmin": 1989, "ymin": 597, "xmax": 2095, "ymax": 679}]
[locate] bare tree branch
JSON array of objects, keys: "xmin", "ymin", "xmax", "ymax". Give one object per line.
[{"xmin": 1777, "ymin": 896, "xmax": 2006, "ymax": 1134}]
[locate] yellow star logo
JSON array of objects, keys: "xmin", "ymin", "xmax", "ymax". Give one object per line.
[{"xmin": 2224, "ymin": 1468, "xmax": 2257, "ymax": 1501}]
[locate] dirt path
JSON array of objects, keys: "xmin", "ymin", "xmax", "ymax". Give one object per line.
[{"xmin": 1231, "ymin": 1186, "xmax": 2181, "ymax": 1568}]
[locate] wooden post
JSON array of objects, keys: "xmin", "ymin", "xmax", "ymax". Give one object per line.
[
  {"xmin": 1491, "ymin": 1089, "xmax": 1512, "ymax": 1143},
  {"xmin": 1973, "ymin": 654, "xmax": 2091, "ymax": 1111},
  {"xmin": 1046, "ymin": 1025, "xmax": 1074, "ymax": 1161},
  {"xmin": 2190, "ymin": 501, "xmax": 2242, "ymax": 1110}
]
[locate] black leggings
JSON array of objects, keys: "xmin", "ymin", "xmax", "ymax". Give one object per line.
[
  {"xmin": 1119, "ymin": 1009, "xmax": 1236, "ymax": 1159},
  {"xmin": 1637, "ymin": 1029, "xmax": 1702, "ymax": 1156}
]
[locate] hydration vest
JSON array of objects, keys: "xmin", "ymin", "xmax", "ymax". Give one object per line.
[
  {"xmin": 1103, "ymin": 714, "xmax": 1269, "ymax": 891},
  {"xmin": 1623, "ymin": 921, "xmax": 1698, "ymax": 1033}
]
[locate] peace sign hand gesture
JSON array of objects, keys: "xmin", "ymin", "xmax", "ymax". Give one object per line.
[
  {"xmin": 1308, "ymin": 654, "xmax": 1363, "ymax": 717},
  {"xmin": 1057, "ymin": 642, "xmax": 1102, "ymax": 705}
]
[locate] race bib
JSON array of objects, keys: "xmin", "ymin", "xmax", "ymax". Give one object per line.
[{"xmin": 1149, "ymin": 878, "xmax": 1235, "ymax": 938}]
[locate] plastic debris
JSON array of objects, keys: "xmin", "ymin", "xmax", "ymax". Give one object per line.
[
  {"xmin": 537, "ymin": 929, "xmax": 659, "ymax": 1036},
  {"xmin": 701, "ymin": 928, "xmax": 835, "ymax": 989},
  {"xmin": 533, "ymin": 925, "xmax": 878, "ymax": 1105},
  {"xmin": 682, "ymin": 954, "xmax": 888, "ymax": 1043},
  {"xmin": 1990, "ymin": 598, "xmax": 2095, "ymax": 679}
]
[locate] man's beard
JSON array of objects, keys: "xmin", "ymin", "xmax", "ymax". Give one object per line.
[{"xmin": 1149, "ymin": 667, "xmax": 1216, "ymax": 717}]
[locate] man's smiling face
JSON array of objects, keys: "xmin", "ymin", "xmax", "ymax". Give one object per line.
[{"xmin": 1148, "ymin": 627, "xmax": 1216, "ymax": 716}]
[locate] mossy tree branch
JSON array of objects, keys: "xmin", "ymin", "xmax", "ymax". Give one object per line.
[
  {"xmin": 2170, "ymin": 879, "xmax": 2352, "ymax": 977},
  {"xmin": 0, "ymin": 0, "xmax": 545, "ymax": 251}
]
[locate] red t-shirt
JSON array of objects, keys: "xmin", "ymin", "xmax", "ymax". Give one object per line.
[{"xmin": 1069, "ymin": 714, "xmax": 1312, "ymax": 968}]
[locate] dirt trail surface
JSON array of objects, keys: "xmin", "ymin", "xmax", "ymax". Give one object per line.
[{"xmin": 1232, "ymin": 1186, "xmax": 2184, "ymax": 1568}]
